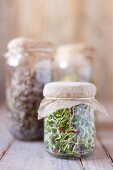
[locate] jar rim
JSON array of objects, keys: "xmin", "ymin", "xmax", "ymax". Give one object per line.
[{"xmin": 7, "ymin": 37, "xmax": 54, "ymax": 53}]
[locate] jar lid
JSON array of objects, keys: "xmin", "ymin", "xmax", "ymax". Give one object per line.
[
  {"xmin": 7, "ymin": 37, "xmax": 54, "ymax": 53},
  {"xmin": 43, "ymin": 82, "xmax": 96, "ymax": 99}
]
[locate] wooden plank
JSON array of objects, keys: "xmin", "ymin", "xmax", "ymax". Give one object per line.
[
  {"xmin": 80, "ymin": 139, "xmax": 113, "ymax": 170},
  {"xmin": 98, "ymin": 127, "xmax": 113, "ymax": 166},
  {"xmin": 0, "ymin": 139, "xmax": 113, "ymax": 170},
  {"xmin": 16, "ymin": 0, "xmax": 80, "ymax": 43},
  {"xmin": 0, "ymin": 106, "xmax": 14, "ymax": 160},
  {"xmin": 99, "ymin": 138, "xmax": 113, "ymax": 165},
  {"xmin": 80, "ymin": 0, "xmax": 113, "ymax": 100},
  {"xmin": 0, "ymin": 0, "xmax": 18, "ymax": 101},
  {"xmin": 0, "ymin": 141, "xmax": 82, "ymax": 170},
  {"xmin": 96, "ymin": 103, "xmax": 113, "ymax": 168}
]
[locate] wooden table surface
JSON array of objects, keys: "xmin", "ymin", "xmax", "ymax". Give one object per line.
[{"xmin": 0, "ymin": 103, "xmax": 113, "ymax": 170}]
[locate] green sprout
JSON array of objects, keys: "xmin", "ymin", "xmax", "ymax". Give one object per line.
[{"xmin": 44, "ymin": 104, "xmax": 96, "ymax": 158}]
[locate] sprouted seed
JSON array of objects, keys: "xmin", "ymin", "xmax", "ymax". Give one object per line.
[{"xmin": 44, "ymin": 104, "xmax": 96, "ymax": 158}]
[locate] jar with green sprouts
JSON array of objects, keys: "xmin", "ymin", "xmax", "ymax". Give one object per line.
[{"xmin": 38, "ymin": 82, "xmax": 107, "ymax": 159}]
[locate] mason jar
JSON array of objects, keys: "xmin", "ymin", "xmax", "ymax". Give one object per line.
[
  {"xmin": 5, "ymin": 37, "xmax": 54, "ymax": 141},
  {"xmin": 38, "ymin": 82, "xmax": 107, "ymax": 159}
]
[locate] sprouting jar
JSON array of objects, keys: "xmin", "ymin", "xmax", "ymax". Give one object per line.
[
  {"xmin": 38, "ymin": 82, "xmax": 107, "ymax": 159},
  {"xmin": 5, "ymin": 37, "xmax": 54, "ymax": 141}
]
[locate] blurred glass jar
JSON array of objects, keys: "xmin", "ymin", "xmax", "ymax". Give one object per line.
[
  {"xmin": 54, "ymin": 44, "xmax": 96, "ymax": 83},
  {"xmin": 5, "ymin": 37, "xmax": 54, "ymax": 141}
]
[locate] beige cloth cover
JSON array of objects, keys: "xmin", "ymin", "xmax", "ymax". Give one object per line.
[{"xmin": 38, "ymin": 82, "xmax": 107, "ymax": 119}]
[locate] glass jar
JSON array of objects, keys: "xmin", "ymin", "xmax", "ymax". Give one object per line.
[
  {"xmin": 5, "ymin": 37, "xmax": 54, "ymax": 141},
  {"xmin": 38, "ymin": 82, "xmax": 107, "ymax": 159},
  {"xmin": 54, "ymin": 44, "xmax": 96, "ymax": 83}
]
